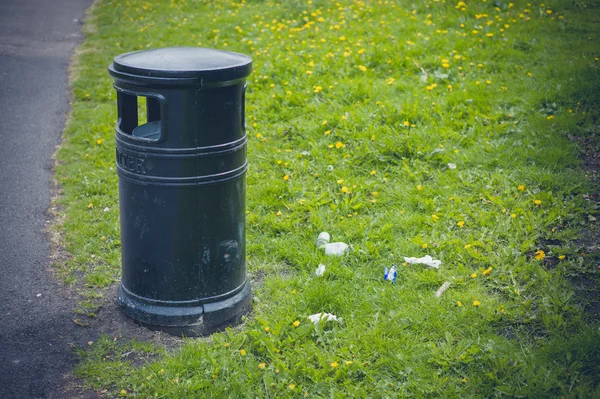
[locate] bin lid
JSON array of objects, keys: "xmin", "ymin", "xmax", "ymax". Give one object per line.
[{"xmin": 111, "ymin": 47, "xmax": 252, "ymax": 82}]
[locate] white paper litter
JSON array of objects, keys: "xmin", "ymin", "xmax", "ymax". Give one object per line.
[
  {"xmin": 307, "ymin": 313, "xmax": 338, "ymax": 324},
  {"xmin": 435, "ymin": 281, "xmax": 451, "ymax": 297},
  {"xmin": 404, "ymin": 255, "xmax": 441, "ymax": 269},
  {"xmin": 325, "ymin": 242, "xmax": 349, "ymax": 256},
  {"xmin": 315, "ymin": 264, "xmax": 326, "ymax": 276}
]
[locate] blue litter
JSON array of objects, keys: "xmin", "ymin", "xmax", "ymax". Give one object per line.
[{"xmin": 384, "ymin": 265, "xmax": 397, "ymax": 283}]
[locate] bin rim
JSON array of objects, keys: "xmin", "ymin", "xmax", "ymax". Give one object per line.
[{"xmin": 110, "ymin": 47, "xmax": 252, "ymax": 83}]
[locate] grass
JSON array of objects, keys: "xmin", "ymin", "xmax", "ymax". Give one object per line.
[{"xmin": 52, "ymin": 0, "xmax": 600, "ymax": 396}]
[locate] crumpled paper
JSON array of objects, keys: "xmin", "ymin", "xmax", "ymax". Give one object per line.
[
  {"xmin": 325, "ymin": 242, "xmax": 349, "ymax": 256},
  {"xmin": 307, "ymin": 313, "xmax": 338, "ymax": 324},
  {"xmin": 315, "ymin": 264, "xmax": 326, "ymax": 276},
  {"xmin": 404, "ymin": 255, "xmax": 441, "ymax": 269}
]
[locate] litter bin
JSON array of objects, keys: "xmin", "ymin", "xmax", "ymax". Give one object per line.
[{"xmin": 108, "ymin": 47, "xmax": 252, "ymax": 336}]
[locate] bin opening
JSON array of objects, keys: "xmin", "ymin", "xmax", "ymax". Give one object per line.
[{"xmin": 117, "ymin": 91, "xmax": 162, "ymax": 141}]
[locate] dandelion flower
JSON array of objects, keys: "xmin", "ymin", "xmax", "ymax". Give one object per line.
[
  {"xmin": 293, "ymin": 320, "xmax": 300, "ymax": 327},
  {"xmin": 370, "ymin": 170, "xmax": 376, "ymax": 175},
  {"xmin": 358, "ymin": 65, "xmax": 367, "ymax": 71},
  {"xmin": 330, "ymin": 361, "xmax": 339, "ymax": 368},
  {"xmin": 457, "ymin": 220, "xmax": 465, "ymax": 228},
  {"xmin": 473, "ymin": 300, "xmax": 481, "ymax": 307},
  {"xmin": 482, "ymin": 267, "xmax": 492, "ymax": 275},
  {"xmin": 240, "ymin": 349, "xmax": 247, "ymax": 356},
  {"xmin": 534, "ymin": 199, "xmax": 542, "ymax": 205},
  {"xmin": 558, "ymin": 255, "xmax": 566, "ymax": 260},
  {"xmin": 341, "ymin": 186, "xmax": 349, "ymax": 193},
  {"xmin": 535, "ymin": 250, "xmax": 545, "ymax": 260},
  {"xmin": 283, "ymin": 175, "xmax": 289, "ymax": 181},
  {"xmin": 471, "ymin": 273, "xmax": 477, "ymax": 278},
  {"xmin": 258, "ymin": 363, "xmax": 266, "ymax": 370},
  {"xmin": 97, "ymin": 139, "xmax": 104, "ymax": 145},
  {"xmin": 335, "ymin": 141, "xmax": 344, "ymax": 148},
  {"xmin": 517, "ymin": 185, "xmax": 525, "ymax": 191},
  {"xmin": 457, "ymin": 301, "xmax": 463, "ymax": 307}
]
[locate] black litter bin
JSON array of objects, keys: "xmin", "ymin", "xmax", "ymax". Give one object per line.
[{"xmin": 108, "ymin": 47, "xmax": 252, "ymax": 336}]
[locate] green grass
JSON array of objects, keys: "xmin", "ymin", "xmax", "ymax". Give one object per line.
[{"xmin": 54, "ymin": 0, "xmax": 600, "ymax": 396}]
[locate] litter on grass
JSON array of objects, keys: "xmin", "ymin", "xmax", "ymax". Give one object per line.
[
  {"xmin": 315, "ymin": 264, "xmax": 326, "ymax": 276},
  {"xmin": 384, "ymin": 265, "xmax": 397, "ymax": 283},
  {"xmin": 325, "ymin": 242, "xmax": 349, "ymax": 256},
  {"xmin": 316, "ymin": 232, "xmax": 330, "ymax": 248},
  {"xmin": 435, "ymin": 281, "xmax": 451, "ymax": 297},
  {"xmin": 308, "ymin": 313, "xmax": 338, "ymax": 324},
  {"xmin": 404, "ymin": 255, "xmax": 441, "ymax": 269}
]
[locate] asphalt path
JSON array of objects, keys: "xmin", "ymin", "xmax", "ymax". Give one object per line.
[{"xmin": 0, "ymin": 0, "xmax": 94, "ymax": 397}]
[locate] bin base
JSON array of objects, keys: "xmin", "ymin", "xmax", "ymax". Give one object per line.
[{"xmin": 117, "ymin": 281, "xmax": 251, "ymax": 337}]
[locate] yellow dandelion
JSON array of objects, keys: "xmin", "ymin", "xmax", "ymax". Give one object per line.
[
  {"xmin": 258, "ymin": 363, "xmax": 266, "ymax": 370},
  {"xmin": 87, "ymin": 203, "xmax": 93, "ymax": 209},
  {"xmin": 473, "ymin": 300, "xmax": 481, "ymax": 307},
  {"xmin": 535, "ymin": 250, "xmax": 545, "ymax": 260},
  {"xmin": 100, "ymin": 236, "xmax": 106, "ymax": 241},
  {"xmin": 119, "ymin": 389, "xmax": 127, "ymax": 397},
  {"xmin": 344, "ymin": 360, "xmax": 353, "ymax": 365},
  {"xmin": 457, "ymin": 301, "xmax": 463, "ymax": 307},
  {"xmin": 306, "ymin": 70, "xmax": 312, "ymax": 75},
  {"xmin": 337, "ymin": 179, "xmax": 344, "ymax": 184},
  {"xmin": 457, "ymin": 220, "xmax": 465, "ymax": 228},
  {"xmin": 403, "ymin": 120, "xmax": 410, "ymax": 126},
  {"xmin": 330, "ymin": 361, "xmax": 339, "ymax": 368},
  {"xmin": 558, "ymin": 255, "xmax": 566, "ymax": 260},
  {"xmin": 510, "ymin": 213, "xmax": 516, "ymax": 218},
  {"xmin": 482, "ymin": 267, "xmax": 492, "ymax": 275},
  {"xmin": 256, "ymin": 133, "xmax": 263, "ymax": 139},
  {"xmin": 534, "ymin": 199, "xmax": 542, "ymax": 205},
  {"xmin": 471, "ymin": 273, "xmax": 477, "ymax": 278},
  {"xmin": 370, "ymin": 170, "xmax": 376, "ymax": 175},
  {"xmin": 289, "ymin": 384, "xmax": 296, "ymax": 390},
  {"xmin": 335, "ymin": 141, "xmax": 344, "ymax": 148},
  {"xmin": 293, "ymin": 320, "xmax": 300, "ymax": 327},
  {"xmin": 322, "ymin": 120, "xmax": 327, "ymax": 125},
  {"xmin": 97, "ymin": 139, "xmax": 104, "ymax": 145},
  {"xmin": 432, "ymin": 214, "xmax": 439, "ymax": 221},
  {"xmin": 240, "ymin": 349, "xmax": 247, "ymax": 356},
  {"xmin": 324, "ymin": 130, "xmax": 331, "ymax": 135},
  {"xmin": 283, "ymin": 175, "xmax": 289, "ymax": 181},
  {"xmin": 517, "ymin": 185, "xmax": 525, "ymax": 191},
  {"xmin": 276, "ymin": 211, "xmax": 282, "ymax": 216},
  {"xmin": 417, "ymin": 185, "xmax": 423, "ymax": 191},
  {"xmin": 358, "ymin": 65, "xmax": 367, "ymax": 71}
]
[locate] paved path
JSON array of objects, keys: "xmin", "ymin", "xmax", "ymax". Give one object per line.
[{"xmin": 0, "ymin": 1, "xmax": 94, "ymax": 397}]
